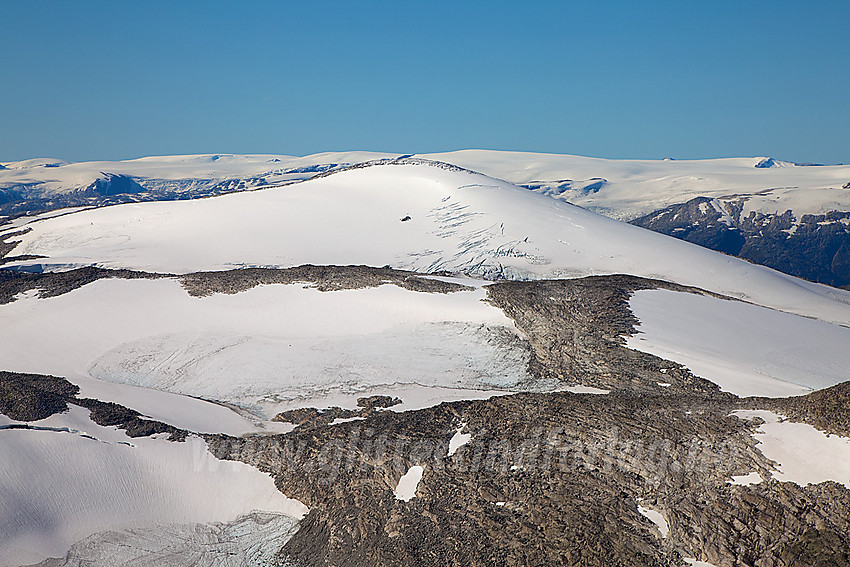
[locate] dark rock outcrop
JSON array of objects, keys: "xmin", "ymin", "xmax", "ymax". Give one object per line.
[
  {"xmin": 0, "ymin": 371, "xmax": 186, "ymax": 440},
  {"xmin": 485, "ymin": 275, "xmax": 727, "ymax": 395},
  {"xmin": 180, "ymin": 265, "xmax": 470, "ymax": 297},
  {"xmin": 0, "ymin": 266, "xmax": 167, "ymax": 304},
  {"xmin": 82, "ymin": 173, "xmax": 146, "ymax": 197},
  {"xmin": 632, "ymin": 197, "xmax": 850, "ymax": 288}
]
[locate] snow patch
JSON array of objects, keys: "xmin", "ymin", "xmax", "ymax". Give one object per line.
[
  {"xmin": 562, "ymin": 384, "xmax": 611, "ymax": 394},
  {"xmin": 636, "ymin": 502, "xmax": 669, "ymax": 538},
  {"xmin": 7, "ymin": 162, "xmax": 850, "ymax": 327},
  {"xmin": 0, "ymin": 406, "xmax": 307, "ymax": 566},
  {"xmin": 394, "ymin": 466, "xmax": 424, "ymax": 501},
  {"xmin": 733, "ymin": 410, "xmax": 850, "ymax": 488},
  {"xmin": 729, "ymin": 471, "xmax": 763, "ymax": 486},
  {"xmin": 447, "ymin": 423, "xmax": 472, "ymax": 457},
  {"xmin": 0, "ymin": 278, "xmax": 531, "ymax": 422}
]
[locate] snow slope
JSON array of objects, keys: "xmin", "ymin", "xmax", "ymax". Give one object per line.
[
  {"xmin": 626, "ymin": 289, "xmax": 850, "ymax": 397},
  {"xmin": 4, "ymin": 161, "xmax": 850, "ymax": 326},
  {"xmin": 0, "ymin": 406, "xmax": 306, "ymax": 566},
  {"xmin": 0, "ymin": 277, "xmax": 531, "ymax": 422},
  {"xmin": 422, "ymin": 150, "xmax": 850, "ymax": 220}
]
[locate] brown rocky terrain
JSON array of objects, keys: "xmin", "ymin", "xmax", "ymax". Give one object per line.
[
  {"xmin": 0, "ymin": 264, "xmax": 467, "ymax": 305},
  {"xmin": 1, "ymin": 267, "xmax": 849, "ymax": 566}
]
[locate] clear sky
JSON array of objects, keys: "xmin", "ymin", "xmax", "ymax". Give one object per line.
[{"xmin": 2, "ymin": 0, "xmax": 848, "ymax": 164}]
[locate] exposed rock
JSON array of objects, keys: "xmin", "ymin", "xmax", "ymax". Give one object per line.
[
  {"xmin": 180, "ymin": 265, "xmax": 470, "ymax": 297},
  {"xmin": 205, "ymin": 388, "xmax": 850, "ymax": 567},
  {"xmin": 0, "ymin": 228, "xmax": 31, "ymax": 261},
  {"xmin": 4, "ymin": 271, "xmax": 850, "ymax": 565},
  {"xmin": 0, "ymin": 371, "xmax": 79, "ymax": 421},
  {"xmin": 0, "ymin": 371, "xmax": 186, "ymax": 440},
  {"xmin": 357, "ymin": 395, "xmax": 402, "ymax": 409},
  {"xmin": 0, "ymin": 264, "xmax": 469, "ymax": 306},
  {"xmin": 743, "ymin": 381, "xmax": 850, "ymax": 437},
  {"xmin": 0, "ymin": 266, "xmax": 167, "ymax": 304},
  {"xmin": 485, "ymin": 275, "xmax": 727, "ymax": 395},
  {"xmin": 82, "ymin": 173, "xmax": 146, "ymax": 197},
  {"xmin": 632, "ymin": 197, "xmax": 850, "ymax": 288}
]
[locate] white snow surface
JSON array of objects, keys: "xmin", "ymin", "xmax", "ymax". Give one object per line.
[
  {"xmin": 447, "ymin": 424, "xmax": 472, "ymax": 457},
  {"xmin": 636, "ymin": 502, "xmax": 669, "ymax": 538},
  {"xmin": 0, "ymin": 152, "xmax": 393, "ymax": 199},
  {"xmin": 0, "ymin": 277, "xmax": 530, "ymax": 424},
  {"xmin": 733, "ymin": 410, "xmax": 850, "ymax": 489},
  {"xmin": 5, "ymin": 162, "xmax": 850, "ymax": 327},
  {"xmin": 423, "ymin": 149, "xmax": 850, "ymax": 220},
  {"xmin": 0, "ymin": 406, "xmax": 307, "ymax": 566},
  {"xmin": 626, "ymin": 289, "xmax": 850, "ymax": 397},
  {"xmin": 729, "ymin": 472, "xmax": 763, "ymax": 486},
  {"xmin": 6, "ymin": 150, "xmax": 848, "ymax": 222},
  {"xmin": 394, "ymin": 466, "xmax": 424, "ymax": 502}
]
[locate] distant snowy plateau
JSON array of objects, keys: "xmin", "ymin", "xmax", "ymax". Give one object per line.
[{"xmin": 1, "ymin": 154, "xmax": 850, "ymax": 566}]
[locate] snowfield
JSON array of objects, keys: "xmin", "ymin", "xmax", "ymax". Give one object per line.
[
  {"xmin": 0, "ymin": 406, "xmax": 307, "ymax": 566},
  {"xmin": 626, "ymin": 289, "xmax": 850, "ymax": 397},
  {"xmin": 5, "ymin": 162, "xmax": 850, "ymax": 327},
  {"xmin": 0, "ymin": 277, "xmax": 531, "ymax": 424},
  {"xmin": 423, "ymin": 150, "xmax": 850, "ymax": 220}
]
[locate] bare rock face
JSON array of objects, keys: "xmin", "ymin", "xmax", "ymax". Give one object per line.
[
  {"xmin": 484, "ymin": 275, "xmax": 727, "ymax": 396},
  {"xmin": 632, "ymin": 197, "xmax": 850, "ymax": 288},
  {"xmin": 0, "ymin": 371, "xmax": 79, "ymax": 421},
  {"xmin": 205, "ymin": 389, "xmax": 850, "ymax": 567},
  {"xmin": 357, "ymin": 395, "xmax": 402, "ymax": 409},
  {"xmin": 196, "ymin": 273, "xmax": 850, "ymax": 567}
]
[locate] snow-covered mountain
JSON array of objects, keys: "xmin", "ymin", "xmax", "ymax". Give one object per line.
[
  {"xmin": 422, "ymin": 150, "xmax": 850, "ymax": 287},
  {"xmin": 422, "ymin": 150, "xmax": 850, "ymax": 220},
  {"xmin": 5, "ymin": 149, "xmax": 849, "ymax": 287},
  {"xmin": 3, "ymin": 158, "xmax": 849, "ymax": 324},
  {"xmin": 2, "ymin": 156, "xmax": 850, "ymax": 566}
]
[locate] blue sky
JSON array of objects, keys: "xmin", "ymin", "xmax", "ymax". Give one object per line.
[{"xmin": 2, "ymin": 0, "xmax": 848, "ymax": 163}]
